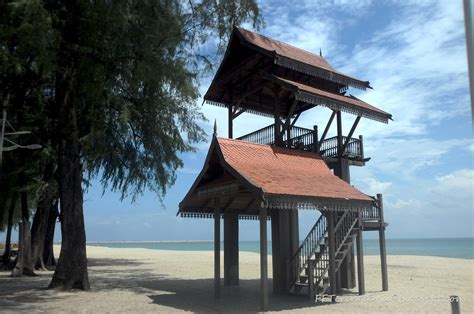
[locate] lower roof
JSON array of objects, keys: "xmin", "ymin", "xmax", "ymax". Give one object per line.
[{"xmin": 179, "ymin": 137, "xmax": 374, "ymax": 217}]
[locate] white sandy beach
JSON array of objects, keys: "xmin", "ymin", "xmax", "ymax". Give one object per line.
[{"xmin": 0, "ymin": 245, "xmax": 472, "ymax": 313}]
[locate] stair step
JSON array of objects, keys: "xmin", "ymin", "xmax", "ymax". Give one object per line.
[
  {"xmin": 295, "ymin": 282, "xmax": 309, "ymax": 287},
  {"xmin": 299, "ymin": 275, "xmax": 308, "ymax": 283}
]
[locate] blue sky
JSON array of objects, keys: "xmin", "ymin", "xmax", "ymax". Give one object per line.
[{"xmin": 26, "ymin": 0, "xmax": 474, "ymax": 242}]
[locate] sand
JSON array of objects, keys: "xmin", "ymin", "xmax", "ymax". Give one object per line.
[{"xmin": 0, "ymin": 245, "xmax": 472, "ymax": 313}]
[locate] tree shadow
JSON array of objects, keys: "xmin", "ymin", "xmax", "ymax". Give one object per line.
[{"xmin": 0, "ymin": 256, "xmax": 336, "ymax": 312}]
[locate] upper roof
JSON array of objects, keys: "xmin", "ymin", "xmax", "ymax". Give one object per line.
[
  {"xmin": 234, "ymin": 27, "xmax": 371, "ymax": 90},
  {"xmin": 179, "ymin": 137, "xmax": 374, "ymax": 216},
  {"xmin": 203, "ymin": 26, "xmax": 392, "ymax": 123}
]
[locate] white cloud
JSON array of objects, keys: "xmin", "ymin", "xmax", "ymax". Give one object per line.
[
  {"xmin": 364, "ymin": 138, "xmax": 472, "ymax": 179},
  {"xmin": 339, "ymin": 0, "xmax": 469, "ymax": 138},
  {"xmin": 390, "ymin": 198, "xmax": 421, "ymax": 209},
  {"xmin": 434, "ymin": 169, "xmax": 474, "ymax": 194},
  {"xmin": 358, "ymin": 177, "xmax": 392, "ymax": 195}
]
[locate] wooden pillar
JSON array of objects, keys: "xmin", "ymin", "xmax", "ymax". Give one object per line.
[
  {"xmin": 278, "ymin": 210, "xmax": 291, "ymax": 292},
  {"xmin": 271, "ymin": 211, "xmax": 281, "ymax": 294},
  {"xmin": 333, "ymin": 159, "xmax": 354, "ymax": 289},
  {"xmin": 313, "ymin": 125, "xmax": 319, "ymax": 153},
  {"xmin": 378, "ymin": 193, "xmax": 388, "ymax": 291},
  {"xmin": 224, "ymin": 213, "xmax": 239, "ymax": 286},
  {"xmin": 260, "ymin": 207, "xmax": 268, "ymax": 311},
  {"xmin": 336, "ymin": 110, "xmax": 343, "ymax": 156},
  {"xmin": 356, "ymin": 209, "xmax": 365, "ymax": 295},
  {"xmin": 289, "ymin": 209, "xmax": 299, "ymax": 291},
  {"xmin": 289, "ymin": 209, "xmax": 299, "ymax": 259},
  {"xmin": 359, "ymin": 135, "xmax": 364, "ymax": 159},
  {"xmin": 327, "ymin": 211, "xmax": 337, "ymax": 295},
  {"xmin": 274, "ymin": 88, "xmax": 281, "ymax": 146},
  {"xmin": 228, "ymin": 106, "xmax": 233, "ymax": 139},
  {"xmin": 214, "ymin": 201, "xmax": 221, "ymax": 298}
]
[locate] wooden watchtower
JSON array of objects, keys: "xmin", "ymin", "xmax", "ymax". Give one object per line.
[{"xmin": 179, "ymin": 26, "xmax": 391, "ymax": 310}]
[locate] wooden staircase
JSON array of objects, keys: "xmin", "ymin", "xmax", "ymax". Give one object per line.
[{"xmin": 289, "ymin": 210, "xmax": 359, "ymax": 301}]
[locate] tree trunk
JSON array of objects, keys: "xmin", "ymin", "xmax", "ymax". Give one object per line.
[
  {"xmin": 12, "ymin": 191, "xmax": 36, "ymax": 276},
  {"xmin": 31, "ymin": 163, "xmax": 56, "ymax": 271},
  {"xmin": 48, "ymin": 1, "xmax": 89, "ymax": 288},
  {"xmin": 31, "ymin": 199, "xmax": 52, "ymax": 270},
  {"xmin": 2, "ymin": 193, "xmax": 17, "ymax": 269},
  {"xmin": 43, "ymin": 200, "xmax": 58, "ymax": 269}
]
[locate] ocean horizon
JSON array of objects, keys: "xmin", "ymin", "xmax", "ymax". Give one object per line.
[{"xmin": 86, "ymin": 237, "xmax": 474, "ymax": 260}]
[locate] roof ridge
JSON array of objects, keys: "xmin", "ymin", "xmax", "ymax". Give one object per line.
[{"xmin": 235, "ymin": 26, "xmax": 332, "ymax": 66}]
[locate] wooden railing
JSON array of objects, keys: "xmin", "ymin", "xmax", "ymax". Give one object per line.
[
  {"xmin": 236, "ymin": 123, "xmax": 364, "ymax": 160},
  {"xmin": 236, "ymin": 124, "xmax": 275, "ymax": 145},
  {"xmin": 361, "ymin": 201, "xmax": 381, "ymax": 221},
  {"xmin": 289, "ymin": 214, "xmax": 327, "ymax": 288},
  {"xmin": 319, "ymin": 136, "xmax": 363, "ymax": 159},
  {"xmin": 334, "ymin": 211, "xmax": 358, "ymax": 256}
]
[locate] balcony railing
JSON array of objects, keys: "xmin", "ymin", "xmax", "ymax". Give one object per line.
[{"xmin": 236, "ymin": 123, "xmax": 364, "ymax": 160}]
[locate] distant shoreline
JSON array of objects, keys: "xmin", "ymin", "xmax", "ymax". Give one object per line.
[
  {"xmin": 85, "ymin": 240, "xmax": 214, "ymax": 244},
  {"xmin": 82, "ymin": 237, "xmax": 474, "ymax": 244}
]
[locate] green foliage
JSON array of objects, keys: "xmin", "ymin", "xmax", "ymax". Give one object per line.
[
  {"xmin": 1, "ymin": 0, "xmax": 262, "ymax": 205},
  {"xmin": 0, "ymin": 0, "xmax": 57, "ymax": 228},
  {"xmin": 74, "ymin": 0, "xmax": 262, "ymax": 200}
]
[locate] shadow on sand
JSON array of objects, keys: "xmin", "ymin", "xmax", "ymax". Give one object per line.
[{"xmin": 0, "ymin": 256, "xmax": 340, "ymax": 312}]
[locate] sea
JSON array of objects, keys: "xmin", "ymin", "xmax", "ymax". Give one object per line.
[{"xmin": 88, "ymin": 238, "xmax": 474, "ymax": 260}]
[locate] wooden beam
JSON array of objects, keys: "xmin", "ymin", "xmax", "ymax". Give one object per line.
[
  {"xmin": 233, "ymin": 108, "xmax": 247, "ymax": 119},
  {"xmin": 283, "ymin": 98, "xmax": 298, "ymax": 132},
  {"xmin": 219, "ymin": 54, "xmax": 262, "ymax": 85},
  {"xmin": 328, "ymin": 211, "xmax": 337, "ymax": 295},
  {"xmin": 336, "ymin": 110, "xmax": 343, "ymax": 158},
  {"xmin": 235, "ymin": 85, "xmax": 263, "ymax": 104},
  {"xmin": 290, "ymin": 112, "xmax": 301, "ymax": 129},
  {"xmin": 318, "ymin": 110, "xmax": 336, "ymax": 149},
  {"xmin": 339, "ymin": 116, "xmax": 361, "ymax": 156},
  {"xmin": 228, "ymin": 106, "xmax": 233, "ymax": 139},
  {"xmin": 260, "ymin": 206, "xmax": 268, "ymax": 311},
  {"xmin": 378, "ymin": 193, "xmax": 389, "ymax": 291},
  {"xmin": 244, "ymin": 198, "xmax": 256, "ymax": 210},
  {"xmin": 214, "ymin": 199, "xmax": 221, "ymax": 298},
  {"xmin": 222, "ymin": 197, "xmax": 235, "ymax": 211},
  {"xmin": 274, "ymin": 86, "xmax": 282, "ymax": 146}
]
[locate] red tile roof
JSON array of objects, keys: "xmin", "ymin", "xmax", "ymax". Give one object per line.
[
  {"xmin": 218, "ymin": 137, "xmax": 372, "ymax": 202},
  {"xmin": 235, "ymin": 26, "xmax": 370, "ymax": 90},
  {"xmin": 236, "ymin": 26, "xmax": 335, "ymax": 72}
]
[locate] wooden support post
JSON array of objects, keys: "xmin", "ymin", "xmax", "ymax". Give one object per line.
[
  {"xmin": 336, "ymin": 110, "xmax": 343, "ymax": 158},
  {"xmin": 260, "ymin": 207, "xmax": 268, "ymax": 311},
  {"xmin": 224, "ymin": 213, "xmax": 239, "ymax": 286},
  {"xmin": 339, "ymin": 116, "xmax": 361, "ymax": 156},
  {"xmin": 327, "ymin": 211, "xmax": 337, "ymax": 295},
  {"xmin": 319, "ymin": 110, "xmax": 336, "ymax": 149},
  {"xmin": 378, "ymin": 193, "xmax": 389, "ymax": 291},
  {"xmin": 228, "ymin": 106, "xmax": 233, "ymax": 139},
  {"xmin": 289, "ymin": 209, "xmax": 299, "ymax": 259},
  {"xmin": 356, "ymin": 210, "xmax": 365, "ymax": 295},
  {"xmin": 359, "ymin": 135, "xmax": 364, "ymax": 159},
  {"xmin": 274, "ymin": 87, "xmax": 281, "ymax": 146},
  {"xmin": 271, "ymin": 211, "xmax": 281, "ymax": 294},
  {"xmin": 214, "ymin": 201, "xmax": 221, "ymax": 299},
  {"xmin": 314, "ymin": 125, "xmax": 319, "ymax": 153},
  {"xmin": 278, "ymin": 210, "xmax": 291, "ymax": 292}
]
